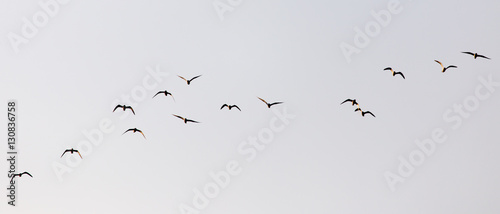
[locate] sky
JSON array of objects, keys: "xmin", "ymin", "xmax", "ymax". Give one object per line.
[{"xmin": 1, "ymin": 0, "xmax": 500, "ymax": 213}]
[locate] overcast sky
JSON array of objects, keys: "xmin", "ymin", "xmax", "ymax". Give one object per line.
[{"xmin": 1, "ymin": 0, "xmax": 500, "ymax": 213}]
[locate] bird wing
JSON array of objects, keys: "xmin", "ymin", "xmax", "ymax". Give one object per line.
[
  {"xmin": 257, "ymin": 97, "xmax": 268, "ymax": 105},
  {"xmin": 447, "ymin": 65, "xmax": 457, "ymax": 69},
  {"xmin": 178, "ymin": 75, "xmax": 187, "ymax": 82},
  {"xmin": 354, "ymin": 108, "xmax": 361, "ymax": 112},
  {"xmin": 113, "ymin": 105, "xmax": 122, "ymax": 112},
  {"xmin": 383, "ymin": 67, "xmax": 393, "ymax": 71},
  {"xmin": 189, "ymin": 75, "xmax": 202, "ymax": 81},
  {"xmin": 169, "ymin": 94, "xmax": 175, "ymax": 101},
  {"xmin": 125, "ymin": 106, "xmax": 135, "ymax": 115},
  {"xmin": 341, "ymin": 99, "xmax": 353, "ymax": 105},
  {"xmin": 269, "ymin": 102, "xmax": 283, "ymax": 107},
  {"xmin": 232, "ymin": 105, "xmax": 241, "ymax": 111},
  {"xmin": 365, "ymin": 111, "xmax": 376, "ymax": 117},
  {"xmin": 434, "ymin": 60, "xmax": 444, "ymax": 68},
  {"xmin": 477, "ymin": 54, "xmax": 490, "ymax": 59},
  {"xmin": 77, "ymin": 151, "xmax": 83, "ymax": 159},
  {"xmin": 186, "ymin": 119, "xmax": 199, "ymax": 123},
  {"xmin": 462, "ymin": 52, "xmax": 474, "ymax": 56},
  {"xmin": 61, "ymin": 150, "xmax": 69, "ymax": 158},
  {"xmin": 173, "ymin": 114, "xmax": 185, "ymax": 120},
  {"xmin": 123, "ymin": 129, "xmax": 133, "ymax": 134},
  {"xmin": 220, "ymin": 104, "xmax": 228, "ymax": 110},
  {"xmin": 138, "ymin": 130, "xmax": 146, "ymax": 139},
  {"xmin": 395, "ymin": 72, "xmax": 405, "ymax": 79},
  {"xmin": 152, "ymin": 91, "xmax": 162, "ymax": 98},
  {"xmin": 22, "ymin": 172, "xmax": 33, "ymax": 177}
]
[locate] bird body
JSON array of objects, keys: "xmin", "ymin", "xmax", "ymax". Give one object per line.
[
  {"xmin": 435, "ymin": 60, "xmax": 457, "ymax": 72},
  {"xmin": 178, "ymin": 75, "xmax": 202, "ymax": 85},
  {"xmin": 153, "ymin": 90, "xmax": 175, "ymax": 101},
  {"xmin": 221, "ymin": 104, "xmax": 241, "ymax": 111},
  {"xmin": 384, "ymin": 67, "xmax": 405, "ymax": 79},
  {"xmin": 123, "ymin": 128, "xmax": 146, "ymax": 139},
  {"xmin": 61, "ymin": 148, "xmax": 82, "ymax": 159},
  {"xmin": 113, "ymin": 105, "xmax": 135, "ymax": 115},
  {"xmin": 258, "ymin": 97, "xmax": 283, "ymax": 108}
]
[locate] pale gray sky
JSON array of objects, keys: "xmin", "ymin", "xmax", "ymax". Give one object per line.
[{"xmin": 1, "ymin": 0, "xmax": 500, "ymax": 213}]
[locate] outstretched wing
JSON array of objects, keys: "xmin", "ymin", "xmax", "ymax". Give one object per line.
[
  {"xmin": 138, "ymin": 130, "xmax": 146, "ymax": 139},
  {"xmin": 178, "ymin": 75, "xmax": 187, "ymax": 82},
  {"xmin": 354, "ymin": 107, "xmax": 362, "ymax": 112},
  {"xmin": 477, "ymin": 54, "xmax": 490, "ymax": 59},
  {"xmin": 76, "ymin": 151, "xmax": 83, "ymax": 159},
  {"xmin": 383, "ymin": 67, "xmax": 393, "ymax": 71},
  {"xmin": 269, "ymin": 102, "xmax": 283, "ymax": 107},
  {"xmin": 220, "ymin": 104, "xmax": 228, "ymax": 110},
  {"xmin": 394, "ymin": 72, "xmax": 405, "ymax": 79},
  {"xmin": 186, "ymin": 119, "xmax": 199, "ymax": 123},
  {"xmin": 447, "ymin": 65, "xmax": 457, "ymax": 69},
  {"xmin": 365, "ymin": 111, "xmax": 376, "ymax": 117},
  {"xmin": 341, "ymin": 99, "xmax": 354, "ymax": 105},
  {"xmin": 126, "ymin": 106, "xmax": 135, "ymax": 115},
  {"xmin": 61, "ymin": 150, "xmax": 69, "ymax": 158},
  {"xmin": 189, "ymin": 75, "xmax": 202, "ymax": 82},
  {"xmin": 462, "ymin": 52, "xmax": 474, "ymax": 56},
  {"xmin": 153, "ymin": 91, "xmax": 163, "ymax": 98},
  {"xmin": 232, "ymin": 105, "xmax": 241, "ymax": 111},
  {"xmin": 113, "ymin": 105, "xmax": 123, "ymax": 112},
  {"xmin": 173, "ymin": 114, "xmax": 185, "ymax": 120},
  {"xmin": 22, "ymin": 172, "xmax": 33, "ymax": 177},
  {"xmin": 434, "ymin": 60, "xmax": 444, "ymax": 68},
  {"xmin": 257, "ymin": 97, "xmax": 268, "ymax": 105},
  {"xmin": 123, "ymin": 129, "xmax": 134, "ymax": 135}
]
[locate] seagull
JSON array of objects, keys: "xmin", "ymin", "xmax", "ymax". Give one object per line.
[
  {"xmin": 462, "ymin": 52, "xmax": 490, "ymax": 60},
  {"xmin": 258, "ymin": 97, "xmax": 283, "ymax": 108},
  {"xmin": 383, "ymin": 67, "xmax": 405, "ymax": 79},
  {"xmin": 113, "ymin": 105, "xmax": 135, "ymax": 115},
  {"xmin": 153, "ymin": 90, "xmax": 175, "ymax": 101},
  {"xmin": 10, "ymin": 172, "xmax": 33, "ymax": 182},
  {"xmin": 435, "ymin": 60, "xmax": 457, "ymax": 73},
  {"xmin": 355, "ymin": 108, "xmax": 376, "ymax": 117},
  {"xmin": 61, "ymin": 148, "xmax": 82, "ymax": 159},
  {"xmin": 178, "ymin": 75, "xmax": 202, "ymax": 85},
  {"xmin": 123, "ymin": 128, "xmax": 146, "ymax": 139},
  {"xmin": 221, "ymin": 104, "xmax": 241, "ymax": 111},
  {"xmin": 341, "ymin": 99, "xmax": 359, "ymax": 106},
  {"xmin": 173, "ymin": 114, "xmax": 200, "ymax": 124}
]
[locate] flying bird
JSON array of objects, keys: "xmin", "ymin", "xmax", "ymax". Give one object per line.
[
  {"xmin": 178, "ymin": 75, "xmax": 202, "ymax": 85},
  {"xmin": 383, "ymin": 67, "xmax": 405, "ymax": 79},
  {"xmin": 153, "ymin": 90, "xmax": 175, "ymax": 101},
  {"xmin": 10, "ymin": 172, "xmax": 33, "ymax": 182},
  {"xmin": 221, "ymin": 104, "xmax": 241, "ymax": 111},
  {"xmin": 173, "ymin": 114, "xmax": 200, "ymax": 124},
  {"xmin": 61, "ymin": 148, "xmax": 82, "ymax": 159},
  {"xmin": 341, "ymin": 99, "xmax": 359, "ymax": 106},
  {"xmin": 123, "ymin": 128, "xmax": 146, "ymax": 139},
  {"xmin": 113, "ymin": 105, "xmax": 135, "ymax": 115},
  {"xmin": 258, "ymin": 97, "xmax": 283, "ymax": 108},
  {"xmin": 355, "ymin": 108, "xmax": 376, "ymax": 117},
  {"xmin": 435, "ymin": 60, "xmax": 457, "ymax": 73},
  {"xmin": 462, "ymin": 52, "xmax": 490, "ymax": 60}
]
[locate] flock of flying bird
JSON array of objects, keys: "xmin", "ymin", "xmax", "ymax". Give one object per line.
[
  {"xmin": 9, "ymin": 51, "xmax": 490, "ymax": 184},
  {"xmin": 340, "ymin": 51, "xmax": 491, "ymax": 118}
]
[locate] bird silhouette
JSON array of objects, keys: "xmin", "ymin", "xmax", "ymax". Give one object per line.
[
  {"xmin": 355, "ymin": 108, "xmax": 376, "ymax": 117},
  {"xmin": 153, "ymin": 90, "xmax": 175, "ymax": 101},
  {"xmin": 123, "ymin": 128, "xmax": 146, "ymax": 139},
  {"xmin": 258, "ymin": 97, "xmax": 283, "ymax": 108},
  {"xmin": 61, "ymin": 148, "xmax": 82, "ymax": 159},
  {"xmin": 10, "ymin": 172, "xmax": 33, "ymax": 182},
  {"xmin": 341, "ymin": 99, "xmax": 359, "ymax": 106},
  {"xmin": 221, "ymin": 104, "xmax": 241, "ymax": 111},
  {"xmin": 178, "ymin": 75, "xmax": 202, "ymax": 85},
  {"xmin": 462, "ymin": 52, "xmax": 490, "ymax": 60},
  {"xmin": 435, "ymin": 60, "xmax": 457, "ymax": 73},
  {"xmin": 383, "ymin": 67, "xmax": 405, "ymax": 79},
  {"xmin": 113, "ymin": 105, "xmax": 135, "ymax": 115},
  {"xmin": 173, "ymin": 114, "xmax": 200, "ymax": 123}
]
